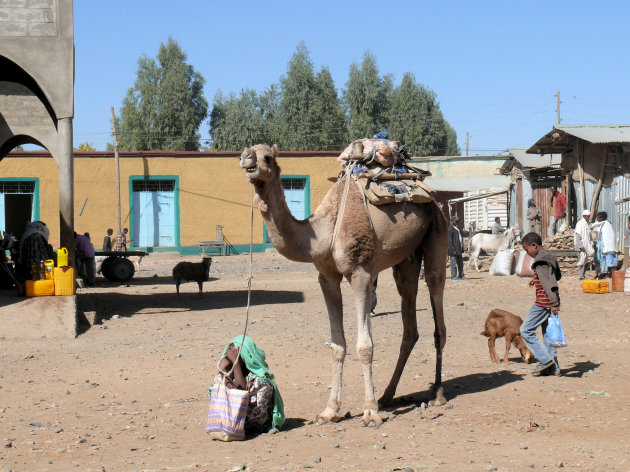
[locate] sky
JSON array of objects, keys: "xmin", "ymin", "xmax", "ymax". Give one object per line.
[{"xmin": 70, "ymin": 0, "xmax": 630, "ymax": 155}]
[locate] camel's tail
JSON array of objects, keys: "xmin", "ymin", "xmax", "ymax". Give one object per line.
[{"xmin": 480, "ymin": 330, "xmax": 488, "ymax": 337}]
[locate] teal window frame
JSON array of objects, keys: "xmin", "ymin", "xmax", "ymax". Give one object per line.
[
  {"xmin": 0, "ymin": 177, "xmax": 40, "ymax": 222},
  {"xmin": 128, "ymin": 175, "xmax": 180, "ymax": 249},
  {"xmin": 263, "ymin": 175, "xmax": 310, "ymax": 245}
]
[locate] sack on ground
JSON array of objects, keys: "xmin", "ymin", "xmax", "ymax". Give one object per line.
[
  {"xmin": 545, "ymin": 313, "xmax": 568, "ymax": 348},
  {"xmin": 489, "ymin": 249, "xmax": 515, "ymax": 276},
  {"xmin": 515, "ymin": 250, "xmax": 534, "ymax": 277},
  {"xmin": 206, "ymin": 378, "xmax": 249, "ymax": 441}
]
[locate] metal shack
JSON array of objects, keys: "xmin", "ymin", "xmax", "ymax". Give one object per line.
[{"xmin": 527, "ymin": 124, "xmax": 630, "ymax": 251}]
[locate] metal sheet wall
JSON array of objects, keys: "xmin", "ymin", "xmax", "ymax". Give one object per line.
[
  {"xmin": 531, "ymin": 179, "xmax": 562, "ymax": 240},
  {"xmin": 464, "ymin": 190, "xmax": 508, "ymax": 231},
  {"xmin": 614, "ymin": 175, "xmax": 630, "ymax": 251}
]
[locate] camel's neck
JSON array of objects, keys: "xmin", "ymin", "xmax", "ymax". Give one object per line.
[{"xmin": 253, "ymin": 173, "xmax": 331, "ymax": 263}]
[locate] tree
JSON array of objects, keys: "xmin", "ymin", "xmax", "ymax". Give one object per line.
[
  {"xmin": 276, "ymin": 43, "xmax": 320, "ymax": 150},
  {"xmin": 385, "ymin": 72, "xmax": 455, "ymax": 156},
  {"xmin": 117, "ymin": 37, "xmax": 208, "ymax": 151},
  {"xmin": 343, "ymin": 51, "xmax": 392, "ymax": 140},
  {"xmin": 76, "ymin": 142, "xmax": 96, "ymax": 152},
  {"xmin": 209, "ymin": 87, "xmax": 279, "ymax": 151},
  {"xmin": 444, "ymin": 122, "xmax": 460, "ymax": 155},
  {"xmin": 311, "ymin": 67, "xmax": 347, "ymax": 150}
]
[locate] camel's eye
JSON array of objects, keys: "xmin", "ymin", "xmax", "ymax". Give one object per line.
[{"xmin": 264, "ymin": 155, "xmax": 271, "ymax": 163}]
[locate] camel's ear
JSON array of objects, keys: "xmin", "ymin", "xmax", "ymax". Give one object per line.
[{"xmin": 271, "ymin": 144, "xmax": 278, "ymax": 157}]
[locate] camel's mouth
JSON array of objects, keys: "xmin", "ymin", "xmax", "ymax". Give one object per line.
[{"xmin": 245, "ymin": 165, "xmax": 260, "ymax": 180}]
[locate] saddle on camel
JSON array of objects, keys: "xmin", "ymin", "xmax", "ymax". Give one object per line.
[{"xmin": 335, "ymin": 138, "xmax": 435, "ymax": 206}]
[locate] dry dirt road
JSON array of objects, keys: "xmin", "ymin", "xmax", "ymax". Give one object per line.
[{"xmin": 1, "ymin": 251, "xmax": 629, "ymax": 472}]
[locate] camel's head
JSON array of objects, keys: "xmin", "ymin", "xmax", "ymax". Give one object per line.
[{"xmin": 240, "ymin": 144, "xmax": 279, "ymax": 183}]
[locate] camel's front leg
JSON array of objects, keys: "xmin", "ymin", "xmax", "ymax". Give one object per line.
[
  {"xmin": 349, "ymin": 268, "xmax": 381, "ymax": 427},
  {"xmin": 316, "ymin": 271, "xmax": 346, "ymax": 424}
]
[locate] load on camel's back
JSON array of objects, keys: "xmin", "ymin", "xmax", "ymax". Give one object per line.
[{"xmin": 468, "ymin": 226, "xmax": 521, "ymax": 272}]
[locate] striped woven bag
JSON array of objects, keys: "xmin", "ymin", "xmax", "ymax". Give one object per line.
[{"xmin": 206, "ymin": 377, "xmax": 249, "ymax": 441}]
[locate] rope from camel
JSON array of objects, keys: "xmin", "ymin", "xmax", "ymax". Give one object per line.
[
  {"xmin": 330, "ymin": 164, "xmax": 352, "ymax": 249},
  {"xmin": 217, "ymin": 184, "xmax": 254, "ymax": 377}
]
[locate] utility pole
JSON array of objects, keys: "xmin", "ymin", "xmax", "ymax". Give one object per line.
[
  {"xmin": 466, "ymin": 132, "xmax": 470, "ymax": 156},
  {"xmin": 110, "ymin": 106, "xmax": 121, "ymax": 235},
  {"xmin": 556, "ymin": 90, "xmax": 561, "ymax": 124}
]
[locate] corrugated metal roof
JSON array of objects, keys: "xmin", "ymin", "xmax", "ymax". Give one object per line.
[
  {"xmin": 555, "ymin": 124, "xmax": 630, "ymax": 143},
  {"xmin": 527, "ymin": 124, "xmax": 630, "ymax": 154},
  {"xmin": 507, "ymin": 147, "xmax": 561, "ymax": 168},
  {"xmin": 423, "ymin": 175, "xmax": 511, "ymax": 192}
]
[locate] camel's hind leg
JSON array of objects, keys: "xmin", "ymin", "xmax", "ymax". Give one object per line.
[
  {"xmin": 316, "ymin": 270, "xmax": 346, "ymax": 424},
  {"xmin": 379, "ymin": 256, "xmax": 421, "ymax": 407},
  {"xmin": 423, "ymin": 204, "xmax": 448, "ymax": 406}
]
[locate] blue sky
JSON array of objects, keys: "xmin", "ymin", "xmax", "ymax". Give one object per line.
[{"xmin": 72, "ymin": 0, "xmax": 630, "ymax": 154}]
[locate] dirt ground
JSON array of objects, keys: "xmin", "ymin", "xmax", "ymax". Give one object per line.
[{"xmin": 1, "ymin": 251, "xmax": 629, "ymax": 472}]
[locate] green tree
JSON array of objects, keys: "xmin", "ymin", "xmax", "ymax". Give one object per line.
[
  {"xmin": 444, "ymin": 122, "xmax": 460, "ymax": 155},
  {"xmin": 76, "ymin": 142, "xmax": 96, "ymax": 152},
  {"xmin": 276, "ymin": 43, "xmax": 320, "ymax": 150},
  {"xmin": 311, "ymin": 67, "xmax": 347, "ymax": 150},
  {"xmin": 385, "ymin": 72, "xmax": 454, "ymax": 156},
  {"xmin": 117, "ymin": 37, "xmax": 208, "ymax": 151},
  {"xmin": 209, "ymin": 87, "xmax": 278, "ymax": 151},
  {"xmin": 343, "ymin": 51, "xmax": 392, "ymax": 140}
]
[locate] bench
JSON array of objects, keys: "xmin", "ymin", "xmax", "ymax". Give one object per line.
[{"xmin": 199, "ymin": 225, "xmax": 225, "ymax": 256}]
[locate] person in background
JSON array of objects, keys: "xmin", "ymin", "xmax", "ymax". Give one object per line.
[
  {"xmin": 102, "ymin": 228, "xmax": 113, "ymax": 251},
  {"xmin": 623, "ymin": 215, "xmax": 630, "ymax": 271},
  {"xmin": 574, "ymin": 209, "xmax": 594, "ymax": 280},
  {"xmin": 74, "ymin": 231, "xmax": 95, "ymax": 286},
  {"xmin": 19, "ymin": 221, "xmax": 54, "ymax": 281},
  {"xmin": 548, "ymin": 188, "xmax": 567, "ymax": 236},
  {"xmin": 115, "ymin": 227, "xmax": 129, "ymax": 251},
  {"xmin": 448, "ymin": 216, "xmax": 466, "ymax": 280},
  {"xmin": 520, "ymin": 232, "xmax": 562, "ymax": 376},
  {"xmin": 593, "ymin": 211, "xmax": 617, "ymax": 278},
  {"xmin": 526, "ymin": 200, "xmax": 542, "ymax": 235},
  {"xmin": 491, "ymin": 217, "xmax": 504, "ymax": 234}
]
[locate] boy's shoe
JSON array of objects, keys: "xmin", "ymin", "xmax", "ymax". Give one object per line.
[{"xmin": 533, "ymin": 360, "xmax": 555, "ymax": 375}]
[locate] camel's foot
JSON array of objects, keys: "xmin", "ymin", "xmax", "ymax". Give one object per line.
[
  {"xmin": 316, "ymin": 407, "xmax": 343, "ymax": 425},
  {"xmin": 378, "ymin": 390, "xmax": 395, "ymax": 408},
  {"xmin": 428, "ymin": 385, "xmax": 447, "ymax": 406},
  {"xmin": 361, "ymin": 409, "xmax": 382, "ymax": 427}
]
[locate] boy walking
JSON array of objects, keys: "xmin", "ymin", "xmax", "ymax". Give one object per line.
[{"xmin": 520, "ymin": 232, "xmax": 562, "ymax": 376}]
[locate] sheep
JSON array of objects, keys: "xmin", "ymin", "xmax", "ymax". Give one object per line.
[
  {"xmin": 172, "ymin": 257, "xmax": 212, "ymax": 295},
  {"xmin": 468, "ymin": 226, "xmax": 521, "ymax": 272},
  {"xmin": 481, "ymin": 308, "xmax": 533, "ymax": 364}
]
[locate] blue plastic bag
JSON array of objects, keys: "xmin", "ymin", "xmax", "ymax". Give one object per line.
[{"xmin": 545, "ymin": 313, "xmax": 567, "ymax": 348}]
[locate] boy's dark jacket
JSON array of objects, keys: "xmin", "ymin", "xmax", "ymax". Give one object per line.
[{"xmin": 532, "ymin": 248, "xmax": 562, "ymax": 307}]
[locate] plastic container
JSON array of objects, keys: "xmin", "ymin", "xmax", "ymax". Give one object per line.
[
  {"xmin": 44, "ymin": 259, "xmax": 54, "ymax": 280},
  {"xmin": 582, "ymin": 279, "xmax": 609, "ymax": 294},
  {"xmin": 53, "ymin": 266, "xmax": 75, "ymax": 296},
  {"xmin": 612, "ymin": 270, "xmax": 625, "ymax": 292},
  {"xmin": 26, "ymin": 279, "xmax": 55, "ymax": 297},
  {"xmin": 57, "ymin": 247, "xmax": 68, "ymax": 267}
]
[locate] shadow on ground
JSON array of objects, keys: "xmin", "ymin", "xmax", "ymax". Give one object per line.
[
  {"xmin": 77, "ymin": 289, "xmax": 305, "ymax": 323},
  {"xmin": 381, "ymin": 370, "xmax": 526, "ymax": 415}
]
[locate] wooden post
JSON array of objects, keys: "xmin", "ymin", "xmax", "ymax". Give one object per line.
[
  {"xmin": 589, "ymin": 146, "xmax": 607, "ymax": 223},
  {"xmin": 110, "ymin": 106, "xmax": 121, "ymax": 235},
  {"xmin": 466, "ymin": 132, "xmax": 469, "ymax": 157},
  {"xmin": 577, "ymin": 138, "xmax": 585, "ymax": 215}
]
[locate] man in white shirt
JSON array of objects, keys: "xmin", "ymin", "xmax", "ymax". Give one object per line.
[
  {"xmin": 593, "ymin": 211, "xmax": 617, "ymax": 278},
  {"xmin": 574, "ymin": 209, "xmax": 594, "ymax": 280}
]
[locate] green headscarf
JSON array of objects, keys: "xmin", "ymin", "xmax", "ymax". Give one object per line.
[{"xmin": 221, "ymin": 335, "xmax": 285, "ymax": 431}]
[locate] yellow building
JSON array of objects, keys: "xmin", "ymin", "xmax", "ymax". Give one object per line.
[{"xmin": 0, "ymin": 150, "xmax": 340, "ymax": 254}]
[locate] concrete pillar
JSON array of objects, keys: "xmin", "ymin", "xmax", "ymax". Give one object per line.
[{"xmin": 57, "ymin": 117, "xmax": 74, "ymax": 262}]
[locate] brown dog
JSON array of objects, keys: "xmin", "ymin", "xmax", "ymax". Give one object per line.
[{"xmin": 481, "ymin": 309, "xmax": 533, "ymax": 364}]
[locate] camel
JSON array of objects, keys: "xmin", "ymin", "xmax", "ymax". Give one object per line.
[{"xmin": 240, "ymin": 144, "xmax": 448, "ymax": 426}]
